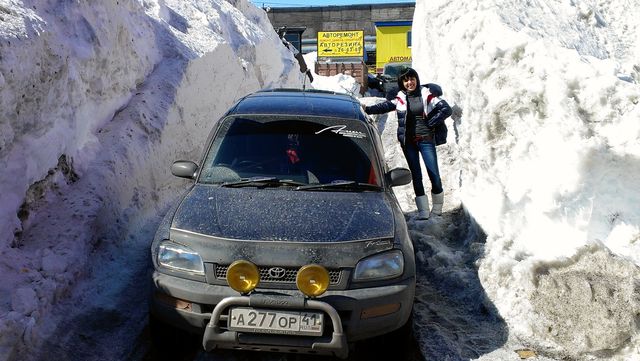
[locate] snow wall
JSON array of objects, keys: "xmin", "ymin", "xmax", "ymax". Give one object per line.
[{"xmin": 412, "ymin": 0, "xmax": 640, "ymax": 359}]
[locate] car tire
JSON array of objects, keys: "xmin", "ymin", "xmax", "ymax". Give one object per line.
[
  {"xmin": 349, "ymin": 313, "xmax": 419, "ymax": 361},
  {"xmin": 148, "ymin": 313, "xmax": 198, "ymax": 361}
]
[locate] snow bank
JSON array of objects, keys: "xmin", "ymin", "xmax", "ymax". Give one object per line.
[
  {"xmin": 0, "ymin": 0, "xmax": 160, "ymax": 248},
  {"xmin": 0, "ymin": 0, "xmax": 301, "ymax": 357},
  {"xmin": 303, "ymin": 52, "xmax": 362, "ymax": 95},
  {"xmin": 413, "ymin": 0, "xmax": 640, "ymax": 358}
]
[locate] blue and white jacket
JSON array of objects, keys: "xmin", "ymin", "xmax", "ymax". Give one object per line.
[{"xmin": 365, "ymin": 84, "xmax": 452, "ymax": 145}]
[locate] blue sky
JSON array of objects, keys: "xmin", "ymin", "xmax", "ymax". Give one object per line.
[{"xmin": 250, "ymin": 0, "xmax": 415, "ymax": 8}]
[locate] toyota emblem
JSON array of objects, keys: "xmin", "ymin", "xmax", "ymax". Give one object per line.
[{"xmin": 267, "ymin": 267, "xmax": 286, "ymax": 279}]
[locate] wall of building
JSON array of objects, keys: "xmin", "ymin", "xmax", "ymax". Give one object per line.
[{"xmin": 375, "ymin": 24, "xmax": 412, "ymax": 71}]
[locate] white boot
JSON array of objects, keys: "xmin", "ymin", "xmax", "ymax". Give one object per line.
[
  {"xmin": 430, "ymin": 191, "xmax": 444, "ymax": 216},
  {"xmin": 415, "ymin": 195, "xmax": 430, "ymax": 220}
]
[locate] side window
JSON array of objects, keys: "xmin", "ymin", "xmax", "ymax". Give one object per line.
[{"xmin": 407, "ymin": 31, "xmax": 412, "ymax": 48}]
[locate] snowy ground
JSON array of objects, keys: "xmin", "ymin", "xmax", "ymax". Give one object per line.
[{"xmin": 2, "ymin": 0, "xmax": 640, "ymax": 360}]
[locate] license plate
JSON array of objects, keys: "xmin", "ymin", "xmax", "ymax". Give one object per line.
[{"xmin": 228, "ymin": 307, "xmax": 324, "ymax": 336}]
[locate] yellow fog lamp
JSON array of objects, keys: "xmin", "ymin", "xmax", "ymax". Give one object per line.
[
  {"xmin": 226, "ymin": 260, "xmax": 260, "ymax": 294},
  {"xmin": 296, "ymin": 264, "xmax": 330, "ymax": 297}
]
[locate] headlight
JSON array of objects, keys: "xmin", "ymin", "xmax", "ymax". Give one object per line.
[
  {"xmin": 157, "ymin": 241, "xmax": 204, "ymax": 275},
  {"xmin": 226, "ymin": 260, "xmax": 260, "ymax": 294},
  {"xmin": 296, "ymin": 264, "xmax": 330, "ymax": 297},
  {"xmin": 353, "ymin": 250, "xmax": 404, "ymax": 281}
]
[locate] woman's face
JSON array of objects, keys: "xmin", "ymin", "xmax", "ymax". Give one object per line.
[{"xmin": 403, "ymin": 76, "xmax": 417, "ymax": 92}]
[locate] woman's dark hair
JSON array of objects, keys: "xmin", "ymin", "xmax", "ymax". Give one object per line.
[{"xmin": 397, "ymin": 67, "xmax": 420, "ymax": 91}]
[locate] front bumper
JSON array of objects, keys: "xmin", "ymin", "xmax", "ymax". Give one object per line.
[
  {"xmin": 202, "ymin": 295, "xmax": 348, "ymax": 358},
  {"xmin": 150, "ymin": 270, "xmax": 415, "ymax": 358}
]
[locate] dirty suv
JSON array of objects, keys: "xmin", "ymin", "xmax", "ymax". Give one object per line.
[{"xmin": 149, "ymin": 88, "xmax": 416, "ymax": 358}]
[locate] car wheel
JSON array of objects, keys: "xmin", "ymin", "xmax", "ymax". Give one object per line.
[
  {"xmin": 148, "ymin": 313, "xmax": 198, "ymax": 361},
  {"xmin": 350, "ymin": 314, "xmax": 418, "ymax": 361}
]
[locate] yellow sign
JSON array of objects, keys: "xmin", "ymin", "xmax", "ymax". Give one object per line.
[{"xmin": 317, "ymin": 31, "xmax": 364, "ymax": 57}]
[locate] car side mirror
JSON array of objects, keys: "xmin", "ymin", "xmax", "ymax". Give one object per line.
[
  {"xmin": 387, "ymin": 167, "xmax": 412, "ymax": 187},
  {"xmin": 171, "ymin": 160, "xmax": 199, "ymax": 179}
]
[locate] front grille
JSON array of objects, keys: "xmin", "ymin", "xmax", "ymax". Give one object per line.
[{"xmin": 214, "ymin": 264, "xmax": 342, "ymax": 285}]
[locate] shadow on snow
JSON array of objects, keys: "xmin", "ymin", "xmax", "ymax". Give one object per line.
[{"xmin": 407, "ymin": 205, "xmax": 508, "ymax": 361}]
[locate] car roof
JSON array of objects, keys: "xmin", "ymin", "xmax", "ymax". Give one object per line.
[
  {"xmin": 384, "ymin": 62, "xmax": 411, "ymax": 67},
  {"xmin": 225, "ymin": 88, "xmax": 368, "ymax": 121}
]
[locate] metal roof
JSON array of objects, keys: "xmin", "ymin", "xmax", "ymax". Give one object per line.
[{"xmin": 374, "ymin": 21, "xmax": 412, "ymax": 27}]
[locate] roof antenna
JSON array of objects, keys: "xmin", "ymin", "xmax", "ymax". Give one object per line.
[{"xmin": 302, "ymin": 70, "xmax": 308, "ymax": 91}]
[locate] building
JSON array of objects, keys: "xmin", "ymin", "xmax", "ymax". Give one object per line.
[
  {"xmin": 374, "ymin": 21, "xmax": 412, "ymax": 73},
  {"xmin": 265, "ymin": 3, "xmax": 414, "ymax": 72},
  {"xmin": 265, "ymin": 3, "xmax": 415, "ymax": 39}
]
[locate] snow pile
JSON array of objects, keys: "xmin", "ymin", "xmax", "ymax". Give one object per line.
[
  {"xmin": 303, "ymin": 52, "xmax": 362, "ymax": 96},
  {"xmin": 413, "ymin": 0, "xmax": 640, "ymax": 358},
  {"xmin": 0, "ymin": 0, "xmax": 302, "ymax": 357}
]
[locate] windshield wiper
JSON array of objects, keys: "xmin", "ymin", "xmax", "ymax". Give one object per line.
[
  {"xmin": 221, "ymin": 177, "xmax": 305, "ymax": 188},
  {"xmin": 295, "ymin": 181, "xmax": 382, "ymax": 192}
]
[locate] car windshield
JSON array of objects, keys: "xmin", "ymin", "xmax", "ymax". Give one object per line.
[{"xmin": 198, "ymin": 115, "xmax": 382, "ymax": 189}]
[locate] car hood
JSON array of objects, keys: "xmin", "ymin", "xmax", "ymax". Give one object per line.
[{"xmin": 171, "ymin": 185, "xmax": 395, "ymax": 242}]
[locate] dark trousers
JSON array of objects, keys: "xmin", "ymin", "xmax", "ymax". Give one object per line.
[{"xmin": 401, "ymin": 139, "xmax": 443, "ymax": 196}]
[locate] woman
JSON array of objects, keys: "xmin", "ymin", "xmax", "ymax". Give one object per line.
[{"xmin": 363, "ymin": 67, "xmax": 452, "ymax": 219}]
